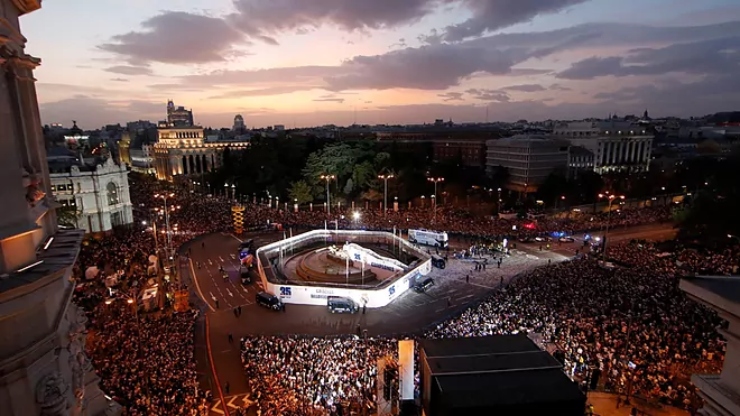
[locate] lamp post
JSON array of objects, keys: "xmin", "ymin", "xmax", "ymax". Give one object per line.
[
  {"xmin": 231, "ymin": 184, "xmax": 236, "ymax": 200},
  {"xmin": 598, "ymin": 192, "xmax": 625, "ymax": 257},
  {"xmin": 320, "ymin": 174, "xmax": 336, "ymax": 214},
  {"xmin": 154, "ymin": 193, "xmax": 175, "ymax": 258},
  {"xmin": 378, "ymin": 173, "xmax": 394, "ymax": 217},
  {"xmin": 427, "ymin": 177, "xmax": 444, "ymax": 224}
]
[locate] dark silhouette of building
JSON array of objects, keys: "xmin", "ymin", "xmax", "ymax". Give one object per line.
[{"xmin": 166, "ymin": 100, "xmax": 194, "ymax": 127}]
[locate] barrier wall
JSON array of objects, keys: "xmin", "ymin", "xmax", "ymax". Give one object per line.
[{"xmin": 256, "ymin": 230, "xmax": 432, "ymax": 308}]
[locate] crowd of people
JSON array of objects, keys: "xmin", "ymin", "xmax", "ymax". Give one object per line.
[
  {"xmin": 240, "ymin": 336, "xmax": 394, "ymax": 415},
  {"xmin": 240, "ymin": 242, "xmax": 732, "ymax": 414},
  {"xmin": 70, "ymin": 176, "xmax": 728, "ymax": 415}
]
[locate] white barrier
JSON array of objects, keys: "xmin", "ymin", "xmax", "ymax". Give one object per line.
[{"xmin": 256, "ymin": 229, "xmax": 432, "ymax": 308}]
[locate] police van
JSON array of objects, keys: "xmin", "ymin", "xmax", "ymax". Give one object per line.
[
  {"xmin": 408, "ymin": 229, "xmax": 449, "ymax": 248},
  {"xmin": 431, "ymin": 254, "xmax": 446, "ymax": 269},
  {"xmin": 327, "ymin": 296, "xmax": 359, "ymax": 314}
]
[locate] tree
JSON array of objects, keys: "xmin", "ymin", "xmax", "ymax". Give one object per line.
[
  {"xmin": 288, "ymin": 180, "xmax": 313, "ymax": 205},
  {"xmin": 57, "ymin": 205, "xmax": 80, "ymax": 228},
  {"xmin": 536, "ymin": 170, "xmax": 570, "ymax": 207},
  {"xmin": 361, "ymin": 189, "xmax": 383, "ymax": 201}
]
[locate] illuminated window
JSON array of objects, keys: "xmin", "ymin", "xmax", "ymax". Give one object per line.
[{"xmin": 107, "ymin": 182, "xmax": 120, "ymax": 205}]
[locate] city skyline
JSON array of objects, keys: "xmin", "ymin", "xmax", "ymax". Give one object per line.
[{"xmin": 22, "ymin": 0, "xmax": 740, "ymax": 128}]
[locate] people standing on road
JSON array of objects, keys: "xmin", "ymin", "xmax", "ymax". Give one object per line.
[
  {"xmin": 233, "ymin": 308, "xmax": 238, "ymax": 317},
  {"xmin": 224, "ymin": 382, "xmax": 230, "ymax": 395},
  {"xmin": 228, "ymin": 332, "xmax": 233, "ymax": 343},
  {"xmin": 237, "ymin": 305, "xmax": 242, "ymax": 316},
  {"xmin": 215, "ymin": 299, "xmax": 219, "ymax": 309}
]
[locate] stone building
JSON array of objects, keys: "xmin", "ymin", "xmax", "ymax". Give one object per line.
[
  {"xmin": 0, "ymin": 1, "xmax": 118, "ymax": 415},
  {"xmin": 48, "ymin": 154, "xmax": 134, "ymax": 233},
  {"xmin": 680, "ymin": 277, "xmax": 740, "ymax": 416},
  {"xmin": 153, "ymin": 125, "xmax": 249, "ymax": 182}
]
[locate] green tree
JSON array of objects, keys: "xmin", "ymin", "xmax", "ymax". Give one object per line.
[
  {"xmin": 288, "ymin": 180, "xmax": 313, "ymax": 205},
  {"xmin": 343, "ymin": 178, "xmax": 354, "ymax": 195},
  {"xmin": 57, "ymin": 205, "xmax": 80, "ymax": 227}
]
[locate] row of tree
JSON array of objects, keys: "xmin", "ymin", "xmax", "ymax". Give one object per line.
[{"xmin": 207, "ymin": 137, "xmax": 507, "ymax": 205}]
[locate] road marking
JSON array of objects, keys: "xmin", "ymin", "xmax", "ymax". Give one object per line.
[
  {"xmin": 219, "ymin": 256, "xmax": 225, "ymax": 263},
  {"xmin": 189, "ymin": 259, "xmax": 215, "ymax": 312},
  {"xmin": 229, "ymin": 233, "xmax": 242, "ymax": 242},
  {"xmin": 210, "ymin": 400, "xmax": 225, "ymax": 415},
  {"xmin": 208, "ymin": 259, "xmax": 213, "ymax": 266},
  {"xmin": 209, "ymin": 292, "xmax": 217, "ymax": 301},
  {"xmin": 242, "ymin": 286, "xmax": 249, "ymax": 294},
  {"xmin": 226, "ymin": 288, "xmax": 233, "ymax": 297}
]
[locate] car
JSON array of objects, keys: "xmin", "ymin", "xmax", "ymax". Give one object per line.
[
  {"xmin": 431, "ymin": 255, "xmax": 446, "ymax": 269},
  {"xmin": 413, "ymin": 278, "xmax": 435, "ymax": 293},
  {"xmin": 559, "ymin": 236, "xmax": 575, "ymax": 243},
  {"xmin": 534, "ymin": 236, "xmax": 552, "ymax": 242},
  {"xmin": 255, "ymin": 291, "xmax": 284, "ymax": 311},
  {"xmin": 327, "ymin": 296, "xmax": 359, "ymax": 314},
  {"xmin": 518, "ymin": 237, "xmax": 534, "ymax": 243}
]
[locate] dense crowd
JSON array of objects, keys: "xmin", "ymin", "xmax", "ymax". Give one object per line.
[
  {"xmin": 241, "ymin": 336, "xmax": 394, "ymax": 415},
  {"xmin": 71, "ymin": 176, "xmax": 723, "ymax": 415},
  {"xmin": 241, "ymin": 243, "xmax": 732, "ymax": 414}
]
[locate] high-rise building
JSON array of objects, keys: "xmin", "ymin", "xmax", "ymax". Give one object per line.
[
  {"xmin": 166, "ymin": 100, "xmax": 194, "ymax": 127},
  {"xmin": 0, "ymin": 2, "xmax": 117, "ymax": 415},
  {"xmin": 233, "ymin": 114, "xmax": 246, "ymax": 131}
]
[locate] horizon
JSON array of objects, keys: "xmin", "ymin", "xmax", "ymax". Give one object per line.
[{"xmin": 21, "ymin": 0, "xmax": 740, "ymax": 129}]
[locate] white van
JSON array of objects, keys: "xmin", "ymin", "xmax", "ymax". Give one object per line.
[{"xmin": 408, "ymin": 229, "xmax": 449, "ymax": 248}]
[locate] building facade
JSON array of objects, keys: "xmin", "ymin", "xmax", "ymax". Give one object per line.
[
  {"xmin": 153, "ymin": 126, "xmax": 249, "ymax": 182},
  {"xmin": 165, "ymin": 100, "xmax": 193, "ymax": 127},
  {"xmin": 49, "ymin": 157, "xmax": 134, "ymax": 233},
  {"xmin": 679, "ymin": 277, "xmax": 740, "ymax": 416},
  {"xmin": 552, "ymin": 121, "xmax": 653, "ymax": 174},
  {"xmin": 0, "ymin": 1, "xmax": 117, "ymax": 415},
  {"xmin": 376, "ymin": 129, "xmax": 497, "ymax": 167},
  {"xmin": 567, "ymin": 146, "xmax": 595, "ymax": 179},
  {"xmin": 233, "ymin": 114, "xmax": 245, "ymax": 131},
  {"xmin": 486, "ymin": 135, "xmax": 570, "ymax": 193}
]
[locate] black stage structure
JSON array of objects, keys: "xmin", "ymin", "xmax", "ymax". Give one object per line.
[{"xmin": 419, "ymin": 334, "xmax": 586, "ymax": 416}]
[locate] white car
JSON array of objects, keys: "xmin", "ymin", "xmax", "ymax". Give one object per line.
[{"xmin": 559, "ymin": 236, "xmax": 575, "ymax": 243}]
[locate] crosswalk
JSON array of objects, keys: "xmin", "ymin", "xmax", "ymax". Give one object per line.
[{"xmin": 210, "ymin": 394, "xmax": 256, "ymax": 415}]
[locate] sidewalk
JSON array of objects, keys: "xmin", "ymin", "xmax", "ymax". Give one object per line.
[{"xmin": 588, "ymin": 392, "xmax": 690, "ymax": 416}]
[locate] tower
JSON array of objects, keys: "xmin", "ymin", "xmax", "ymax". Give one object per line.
[
  {"xmin": 0, "ymin": 1, "xmax": 118, "ymax": 415},
  {"xmin": 166, "ymin": 99, "xmax": 175, "ymax": 114}
]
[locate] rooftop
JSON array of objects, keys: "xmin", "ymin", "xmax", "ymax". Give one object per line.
[{"xmin": 421, "ymin": 335, "xmax": 585, "ymax": 410}]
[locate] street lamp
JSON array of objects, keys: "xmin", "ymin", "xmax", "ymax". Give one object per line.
[
  {"xmin": 378, "ymin": 173, "xmax": 394, "ymax": 217},
  {"xmin": 320, "ymin": 174, "xmax": 336, "ymax": 214},
  {"xmin": 154, "ymin": 193, "xmax": 175, "ymax": 257},
  {"xmin": 598, "ymin": 192, "xmax": 625, "ymax": 257},
  {"xmin": 427, "ymin": 177, "xmax": 444, "ymax": 224}
]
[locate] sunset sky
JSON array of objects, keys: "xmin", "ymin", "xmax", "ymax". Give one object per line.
[{"xmin": 20, "ymin": 0, "xmax": 740, "ymax": 129}]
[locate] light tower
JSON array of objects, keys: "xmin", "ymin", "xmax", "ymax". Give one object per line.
[{"xmin": 232, "ymin": 204, "xmax": 246, "ymax": 234}]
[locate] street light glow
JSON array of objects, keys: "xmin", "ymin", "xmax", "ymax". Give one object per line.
[{"xmin": 353, "ymin": 211, "xmax": 361, "ymax": 220}]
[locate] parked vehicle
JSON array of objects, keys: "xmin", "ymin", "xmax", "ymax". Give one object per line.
[
  {"xmin": 327, "ymin": 296, "xmax": 359, "ymax": 314},
  {"xmin": 256, "ymin": 291, "xmax": 284, "ymax": 311},
  {"xmin": 413, "ymin": 278, "xmax": 435, "ymax": 293}
]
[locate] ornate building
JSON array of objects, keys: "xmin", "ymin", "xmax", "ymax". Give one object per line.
[
  {"xmin": 153, "ymin": 121, "xmax": 249, "ymax": 182},
  {"xmin": 48, "ymin": 156, "xmax": 134, "ymax": 233},
  {"xmin": 0, "ymin": 1, "xmax": 117, "ymax": 415}
]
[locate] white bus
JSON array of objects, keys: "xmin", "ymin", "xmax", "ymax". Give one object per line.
[{"xmin": 408, "ymin": 229, "xmax": 449, "ymax": 248}]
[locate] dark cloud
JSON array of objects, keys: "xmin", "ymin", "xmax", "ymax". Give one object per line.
[
  {"xmin": 104, "ymin": 65, "xmax": 153, "ymax": 76},
  {"xmin": 98, "ymin": 11, "xmax": 245, "ymax": 64},
  {"xmin": 38, "ymin": 97, "xmax": 163, "ymax": 128},
  {"xmin": 229, "ymin": 0, "xmax": 435, "ymax": 35},
  {"xmin": 324, "ymin": 43, "xmax": 530, "ymax": 91},
  {"xmin": 466, "ymin": 88, "xmax": 510, "ymax": 102},
  {"xmin": 442, "ymin": 0, "xmax": 589, "ymax": 42},
  {"xmin": 557, "ymin": 36, "xmax": 740, "ymax": 79},
  {"xmin": 501, "ymin": 83, "xmax": 546, "ymax": 92},
  {"xmin": 111, "ymin": 78, "xmax": 129, "ymax": 82},
  {"xmin": 438, "ymin": 92, "xmax": 464, "ymax": 101}
]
